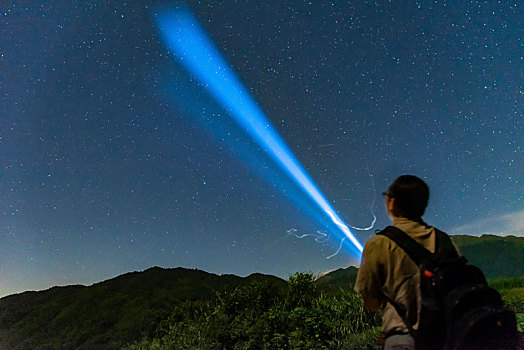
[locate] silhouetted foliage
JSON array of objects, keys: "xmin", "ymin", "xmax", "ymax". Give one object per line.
[
  {"xmin": 127, "ymin": 272, "xmax": 383, "ymax": 350},
  {"xmin": 0, "ymin": 267, "xmax": 285, "ymax": 350}
]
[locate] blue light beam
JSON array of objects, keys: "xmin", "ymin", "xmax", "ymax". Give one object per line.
[{"xmin": 155, "ymin": 8, "xmax": 364, "ymax": 256}]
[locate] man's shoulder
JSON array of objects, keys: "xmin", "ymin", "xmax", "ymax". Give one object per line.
[{"xmin": 364, "ymin": 230, "xmax": 396, "ymax": 250}]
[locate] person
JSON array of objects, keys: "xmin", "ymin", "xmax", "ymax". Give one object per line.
[{"xmin": 354, "ymin": 175, "xmax": 458, "ymax": 350}]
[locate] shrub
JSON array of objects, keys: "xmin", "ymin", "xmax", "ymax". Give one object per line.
[{"xmin": 125, "ymin": 272, "xmax": 382, "ymax": 349}]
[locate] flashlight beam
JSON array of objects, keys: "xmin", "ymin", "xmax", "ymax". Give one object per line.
[{"xmin": 156, "ymin": 8, "xmax": 363, "ymax": 255}]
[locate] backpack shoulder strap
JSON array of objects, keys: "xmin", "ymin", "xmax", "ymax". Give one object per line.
[
  {"xmin": 435, "ymin": 229, "xmax": 460, "ymax": 259},
  {"xmin": 377, "ymin": 226, "xmax": 433, "ymax": 266}
]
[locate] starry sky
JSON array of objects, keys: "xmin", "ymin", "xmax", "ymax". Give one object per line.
[{"xmin": 1, "ymin": 1, "xmax": 522, "ymax": 298}]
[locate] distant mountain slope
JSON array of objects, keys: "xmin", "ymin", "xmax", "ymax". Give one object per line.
[
  {"xmin": 314, "ymin": 266, "xmax": 359, "ymax": 292},
  {"xmin": 451, "ymin": 234, "xmax": 524, "ymax": 279},
  {"xmin": 0, "ymin": 267, "xmax": 286, "ymax": 350}
]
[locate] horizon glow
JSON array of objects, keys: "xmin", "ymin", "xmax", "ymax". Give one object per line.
[{"xmin": 155, "ymin": 8, "xmax": 363, "ymax": 257}]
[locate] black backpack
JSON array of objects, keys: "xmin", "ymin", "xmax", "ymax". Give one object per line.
[{"xmin": 378, "ymin": 226, "xmax": 521, "ymax": 350}]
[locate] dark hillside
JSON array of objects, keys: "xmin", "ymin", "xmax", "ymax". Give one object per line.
[
  {"xmin": 451, "ymin": 235, "xmax": 524, "ymax": 279},
  {"xmin": 0, "ymin": 267, "xmax": 285, "ymax": 350},
  {"xmin": 314, "ymin": 266, "xmax": 359, "ymax": 292}
]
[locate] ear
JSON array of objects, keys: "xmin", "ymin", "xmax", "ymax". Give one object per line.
[{"xmin": 387, "ymin": 197, "xmax": 395, "ymax": 215}]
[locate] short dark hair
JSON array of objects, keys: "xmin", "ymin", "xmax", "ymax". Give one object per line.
[{"xmin": 388, "ymin": 175, "xmax": 429, "ymax": 219}]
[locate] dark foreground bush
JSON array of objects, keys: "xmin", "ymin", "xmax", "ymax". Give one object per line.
[{"xmin": 126, "ymin": 272, "xmax": 382, "ymax": 349}]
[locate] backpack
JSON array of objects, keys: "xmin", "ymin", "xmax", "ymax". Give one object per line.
[{"xmin": 378, "ymin": 226, "xmax": 521, "ymax": 350}]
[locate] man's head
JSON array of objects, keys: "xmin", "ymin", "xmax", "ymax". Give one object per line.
[{"xmin": 384, "ymin": 175, "xmax": 429, "ymax": 220}]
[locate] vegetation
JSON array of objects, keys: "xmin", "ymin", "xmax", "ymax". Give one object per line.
[
  {"xmin": 451, "ymin": 234, "xmax": 524, "ymax": 278},
  {"xmin": 126, "ymin": 272, "xmax": 382, "ymax": 350},
  {"xmin": 489, "ymin": 276, "xmax": 524, "ymax": 332},
  {"xmin": 0, "ymin": 267, "xmax": 286, "ymax": 350}
]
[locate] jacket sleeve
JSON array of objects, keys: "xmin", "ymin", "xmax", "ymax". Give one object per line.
[{"xmin": 354, "ymin": 236, "xmax": 385, "ymax": 302}]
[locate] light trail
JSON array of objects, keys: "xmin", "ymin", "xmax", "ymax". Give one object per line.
[
  {"xmin": 155, "ymin": 7, "xmax": 363, "ymax": 256},
  {"xmin": 327, "ymin": 237, "xmax": 346, "ymax": 260},
  {"xmin": 347, "ymin": 173, "xmax": 377, "ymax": 231},
  {"xmin": 285, "ymin": 228, "xmax": 345, "ymax": 259},
  {"xmin": 286, "ymin": 228, "xmax": 330, "ymax": 243}
]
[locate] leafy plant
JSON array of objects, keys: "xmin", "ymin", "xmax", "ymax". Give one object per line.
[{"xmin": 126, "ymin": 272, "xmax": 382, "ymax": 350}]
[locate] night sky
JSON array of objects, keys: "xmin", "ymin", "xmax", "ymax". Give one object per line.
[{"xmin": 1, "ymin": 1, "xmax": 522, "ymax": 298}]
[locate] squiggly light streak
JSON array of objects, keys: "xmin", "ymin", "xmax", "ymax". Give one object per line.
[
  {"xmin": 155, "ymin": 8, "xmax": 363, "ymax": 256},
  {"xmin": 347, "ymin": 174, "xmax": 377, "ymax": 231},
  {"xmin": 286, "ymin": 228, "xmax": 330, "ymax": 243},
  {"xmin": 286, "ymin": 228, "xmax": 344, "ymax": 259},
  {"xmin": 327, "ymin": 237, "xmax": 346, "ymax": 259}
]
